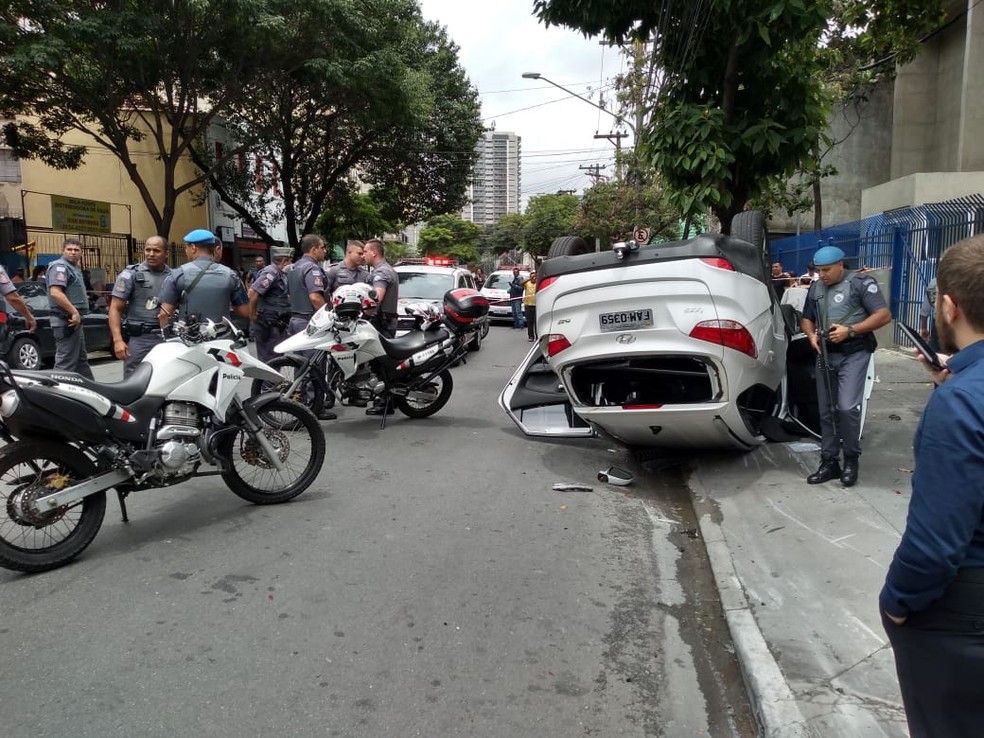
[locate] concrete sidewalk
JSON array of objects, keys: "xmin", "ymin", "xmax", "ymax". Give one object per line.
[{"xmin": 688, "ymin": 348, "xmax": 933, "ymax": 737}]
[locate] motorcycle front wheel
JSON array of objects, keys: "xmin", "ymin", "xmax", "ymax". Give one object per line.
[
  {"xmin": 250, "ymin": 355, "xmax": 328, "ymax": 417},
  {"xmin": 395, "ymin": 369, "xmax": 454, "ymax": 419},
  {"xmin": 219, "ymin": 399, "xmax": 326, "ymax": 504},
  {"xmin": 0, "ymin": 441, "xmax": 107, "ymax": 573}
]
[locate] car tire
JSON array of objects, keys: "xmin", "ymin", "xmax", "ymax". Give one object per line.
[
  {"xmin": 731, "ymin": 211, "xmax": 767, "ymax": 250},
  {"xmin": 8, "ymin": 336, "xmax": 41, "ymax": 370},
  {"xmin": 467, "ymin": 330, "xmax": 481, "ymax": 352},
  {"xmin": 546, "ymin": 236, "xmax": 593, "ymax": 259}
]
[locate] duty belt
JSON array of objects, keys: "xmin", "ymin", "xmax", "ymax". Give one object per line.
[{"xmin": 125, "ymin": 322, "xmax": 160, "ymax": 337}]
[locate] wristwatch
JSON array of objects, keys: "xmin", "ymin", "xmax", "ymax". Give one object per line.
[{"xmin": 847, "ymin": 325, "xmax": 857, "ymax": 339}]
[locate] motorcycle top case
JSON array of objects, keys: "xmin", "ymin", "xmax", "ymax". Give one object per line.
[{"xmin": 442, "ymin": 288, "xmax": 489, "ymax": 331}]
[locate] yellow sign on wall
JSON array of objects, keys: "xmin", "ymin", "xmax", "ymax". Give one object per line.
[{"xmin": 51, "ymin": 195, "xmax": 112, "ymax": 235}]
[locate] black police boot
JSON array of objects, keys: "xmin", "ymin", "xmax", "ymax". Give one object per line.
[
  {"xmin": 807, "ymin": 458, "xmax": 842, "ymax": 484},
  {"xmin": 841, "ymin": 457, "xmax": 859, "ymax": 487}
]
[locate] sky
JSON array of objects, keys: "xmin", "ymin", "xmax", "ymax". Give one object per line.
[{"xmin": 416, "ymin": 0, "xmax": 631, "ymax": 210}]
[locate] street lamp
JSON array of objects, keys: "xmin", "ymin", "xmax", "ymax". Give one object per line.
[{"xmin": 521, "ymin": 71, "xmax": 634, "ymax": 136}]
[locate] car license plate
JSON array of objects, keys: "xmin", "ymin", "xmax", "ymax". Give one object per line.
[{"xmin": 599, "ymin": 309, "xmax": 653, "ymax": 332}]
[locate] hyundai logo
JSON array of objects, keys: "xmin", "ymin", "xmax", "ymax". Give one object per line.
[{"xmin": 615, "ymin": 334, "xmax": 636, "ymax": 344}]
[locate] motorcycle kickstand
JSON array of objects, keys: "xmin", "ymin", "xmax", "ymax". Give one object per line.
[
  {"xmin": 117, "ymin": 489, "xmax": 130, "ymax": 523},
  {"xmin": 379, "ymin": 396, "xmax": 392, "ymax": 430}
]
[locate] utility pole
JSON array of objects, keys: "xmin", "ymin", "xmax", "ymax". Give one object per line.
[
  {"xmin": 579, "ymin": 164, "xmax": 607, "ymax": 185},
  {"xmin": 593, "ymin": 132, "xmax": 629, "ymax": 179}
]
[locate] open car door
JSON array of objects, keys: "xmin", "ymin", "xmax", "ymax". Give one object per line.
[{"xmin": 499, "ymin": 345, "xmax": 594, "ymax": 438}]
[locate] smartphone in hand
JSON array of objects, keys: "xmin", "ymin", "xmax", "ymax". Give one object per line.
[{"xmin": 898, "ymin": 322, "xmax": 945, "ymax": 371}]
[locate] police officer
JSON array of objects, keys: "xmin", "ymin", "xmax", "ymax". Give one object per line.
[
  {"xmin": 0, "ymin": 264, "xmax": 37, "ymax": 334},
  {"xmin": 248, "ymin": 246, "xmax": 292, "ymax": 363},
  {"xmin": 158, "ymin": 229, "xmax": 250, "ymax": 327},
  {"xmin": 286, "ymin": 234, "xmax": 336, "ymax": 421},
  {"xmin": 108, "ymin": 236, "xmax": 171, "ymax": 378},
  {"xmin": 801, "ymin": 245, "xmax": 892, "ymax": 487},
  {"xmin": 364, "ymin": 239, "xmax": 398, "ymax": 338},
  {"xmin": 46, "ymin": 237, "xmax": 94, "ymax": 378},
  {"xmin": 324, "ymin": 240, "xmax": 370, "ymax": 296}
]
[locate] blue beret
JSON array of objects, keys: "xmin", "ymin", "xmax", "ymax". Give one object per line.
[
  {"xmin": 184, "ymin": 229, "xmax": 217, "ymax": 245},
  {"xmin": 813, "ymin": 245, "xmax": 845, "ymax": 266}
]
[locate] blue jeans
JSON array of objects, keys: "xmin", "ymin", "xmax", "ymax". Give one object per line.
[{"xmin": 511, "ymin": 298, "xmax": 525, "ymax": 328}]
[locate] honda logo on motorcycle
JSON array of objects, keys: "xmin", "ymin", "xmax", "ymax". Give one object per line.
[{"xmin": 615, "ymin": 334, "xmax": 636, "ymax": 345}]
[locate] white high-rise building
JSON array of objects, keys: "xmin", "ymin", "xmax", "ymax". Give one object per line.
[{"xmin": 462, "ymin": 131, "xmax": 521, "ymax": 226}]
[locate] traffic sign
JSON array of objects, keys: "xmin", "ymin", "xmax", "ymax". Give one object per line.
[{"xmin": 633, "ymin": 227, "xmax": 651, "ymax": 244}]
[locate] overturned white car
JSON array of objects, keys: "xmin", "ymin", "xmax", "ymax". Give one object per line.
[{"xmin": 499, "ymin": 215, "xmax": 874, "ymax": 451}]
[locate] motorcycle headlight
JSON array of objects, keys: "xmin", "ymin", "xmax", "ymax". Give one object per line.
[{"xmin": 0, "ymin": 390, "xmax": 20, "ymax": 417}]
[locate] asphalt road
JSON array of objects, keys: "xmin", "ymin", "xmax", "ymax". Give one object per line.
[{"xmin": 0, "ymin": 327, "xmax": 755, "ymax": 737}]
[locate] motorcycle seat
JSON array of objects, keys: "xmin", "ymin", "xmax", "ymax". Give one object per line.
[
  {"xmin": 15, "ymin": 361, "xmax": 154, "ymax": 405},
  {"xmin": 377, "ymin": 328, "xmax": 451, "ymax": 360}
]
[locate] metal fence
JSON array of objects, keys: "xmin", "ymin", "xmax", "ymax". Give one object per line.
[{"xmin": 771, "ymin": 194, "xmax": 984, "ymax": 344}]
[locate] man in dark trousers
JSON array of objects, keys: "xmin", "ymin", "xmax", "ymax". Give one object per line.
[
  {"xmin": 364, "ymin": 238, "xmax": 398, "ymax": 416},
  {"xmin": 880, "ymin": 234, "xmax": 984, "ymax": 736},
  {"xmin": 109, "ymin": 235, "xmax": 171, "ymax": 377},
  {"xmin": 800, "ymin": 245, "xmax": 891, "ymax": 487},
  {"xmin": 46, "ymin": 237, "xmax": 94, "ymax": 378},
  {"xmin": 158, "ymin": 229, "xmax": 250, "ymax": 326},
  {"xmin": 247, "ymin": 246, "xmax": 292, "ymax": 363}
]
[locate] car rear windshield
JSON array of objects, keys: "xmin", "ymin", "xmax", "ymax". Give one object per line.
[
  {"xmin": 484, "ymin": 273, "xmax": 519, "ymax": 290},
  {"xmin": 397, "ymin": 272, "xmax": 454, "ymax": 300}
]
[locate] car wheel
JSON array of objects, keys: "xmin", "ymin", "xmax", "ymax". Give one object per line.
[
  {"xmin": 546, "ymin": 236, "xmax": 593, "ymax": 259},
  {"xmin": 731, "ymin": 211, "xmax": 767, "ymax": 250},
  {"xmin": 9, "ymin": 336, "xmax": 41, "ymax": 370}
]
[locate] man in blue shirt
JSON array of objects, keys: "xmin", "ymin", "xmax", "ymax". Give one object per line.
[{"xmin": 880, "ymin": 234, "xmax": 984, "ymax": 736}]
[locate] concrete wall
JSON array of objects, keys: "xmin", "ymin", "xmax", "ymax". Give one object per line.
[{"xmin": 861, "ymin": 171, "xmax": 984, "ymax": 216}]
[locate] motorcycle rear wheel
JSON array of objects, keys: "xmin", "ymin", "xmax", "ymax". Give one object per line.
[
  {"xmin": 251, "ymin": 355, "xmax": 328, "ymax": 417},
  {"xmin": 0, "ymin": 441, "xmax": 106, "ymax": 573},
  {"xmin": 395, "ymin": 369, "xmax": 454, "ymax": 419},
  {"xmin": 219, "ymin": 399, "xmax": 325, "ymax": 504}
]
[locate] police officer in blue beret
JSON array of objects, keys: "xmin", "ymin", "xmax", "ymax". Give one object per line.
[
  {"xmin": 801, "ymin": 246, "xmax": 892, "ymax": 487},
  {"xmin": 109, "ymin": 235, "xmax": 171, "ymax": 378},
  {"xmin": 158, "ymin": 229, "xmax": 250, "ymax": 328},
  {"xmin": 248, "ymin": 246, "xmax": 292, "ymax": 363}
]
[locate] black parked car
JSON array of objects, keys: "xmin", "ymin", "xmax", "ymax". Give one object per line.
[{"xmin": 0, "ymin": 281, "xmax": 112, "ymax": 370}]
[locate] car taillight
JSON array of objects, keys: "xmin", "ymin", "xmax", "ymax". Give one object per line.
[
  {"xmin": 537, "ymin": 275, "xmax": 559, "ymax": 292},
  {"xmin": 689, "ymin": 319, "xmax": 757, "ymax": 359},
  {"xmin": 545, "ymin": 334, "xmax": 571, "ymax": 357},
  {"xmin": 0, "ymin": 311, "xmax": 7, "ymax": 325},
  {"xmin": 699, "ymin": 257, "xmax": 734, "ymax": 271}
]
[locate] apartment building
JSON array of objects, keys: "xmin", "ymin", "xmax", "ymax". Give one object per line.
[{"xmin": 462, "ymin": 131, "xmax": 521, "ymax": 227}]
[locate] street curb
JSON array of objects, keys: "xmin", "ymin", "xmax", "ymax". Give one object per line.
[{"xmin": 687, "ymin": 469, "xmax": 813, "ymax": 738}]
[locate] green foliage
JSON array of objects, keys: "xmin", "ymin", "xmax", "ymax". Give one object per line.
[
  {"xmin": 535, "ymin": 0, "xmax": 945, "ymax": 231},
  {"xmin": 418, "ymin": 213, "xmax": 481, "ymax": 262},
  {"xmin": 483, "ymin": 213, "xmax": 527, "ymax": 254},
  {"xmin": 425, "ymin": 214, "xmax": 483, "ymax": 247},
  {"xmin": 523, "ymin": 194, "xmax": 579, "ymax": 256},
  {"xmin": 577, "ymin": 179, "xmax": 679, "ymax": 246},
  {"xmin": 314, "ymin": 188, "xmax": 396, "ymax": 247}
]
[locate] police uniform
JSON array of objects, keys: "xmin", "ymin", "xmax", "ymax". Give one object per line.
[
  {"xmin": 802, "ymin": 252, "xmax": 888, "ymax": 472},
  {"xmin": 369, "ymin": 258, "xmax": 399, "ymax": 338},
  {"xmin": 46, "ymin": 256, "xmax": 94, "ymax": 378},
  {"xmin": 251, "ymin": 257, "xmax": 291, "ymax": 362},
  {"xmin": 287, "ymin": 254, "xmax": 327, "ymax": 336},
  {"xmin": 324, "ymin": 262, "xmax": 370, "ymax": 297},
  {"xmin": 112, "ymin": 261, "xmax": 171, "ymax": 377},
  {"xmin": 159, "ymin": 256, "xmax": 248, "ymax": 323},
  {"xmin": 0, "ymin": 265, "xmax": 18, "ymax": 312}
]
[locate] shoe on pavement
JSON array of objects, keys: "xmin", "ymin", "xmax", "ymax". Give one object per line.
[
  {"xmin": 316, "ymin": 410, "xmax": 337, "ymax": 421},
  {"xmin": 807, "ymin": 458, "xmax": 842, "ymax": 484},
  {"xmin": 366, "ymin": 405, "xmax": 395, "ymax": 416},
  {"xmin": 841, "ymin": 457, "xmax": 859, "ymax": 487}
]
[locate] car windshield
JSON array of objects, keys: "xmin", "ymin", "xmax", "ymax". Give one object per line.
[
  {"xmin": 397, "ymin": 272, "xmax": 454, "ymax": 300},
  {"xmin": 484, "ymin": 274, "xmax": 517, "ymax": 290}
]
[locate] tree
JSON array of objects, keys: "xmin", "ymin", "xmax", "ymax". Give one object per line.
[
  {"xmin": 197, "ymin": 3, "xmax": 484, "ymax": 248},
  {"xmin": 418, "ymin": 213, "xmax": 481, "ymax": 262},
  {"xmin": 577, "ymin": 178, "xmax": 679, "ymax": 246},
  {"xmin": 534, "ymin": 0, "xmax": 945, "ymax": 232},
  {"xmin": 523, "ymin": 194, "xmax": 579, "ymax": 256},
  {"xmin": 0, "ymin": 0, "xmax": 278, "ymax": 239},
  {"xmin": 314, "ymin": 187, "xmax": 397, "ymax": 248},
  {"xmin": 483, "ymin": 213, "xmax": 527, "ymax": 254}
]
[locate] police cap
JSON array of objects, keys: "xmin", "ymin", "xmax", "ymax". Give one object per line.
[
  {"xmin": 184, "ymin": 229, "xmax": 217, "ymax": 246},
  {"xmin": 271, "ymin": 246, "xmax": 292, "ymax": 261},
  {"xmin": 813, "ymin": 245, "xmax": 845, "ymax": 266}
]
